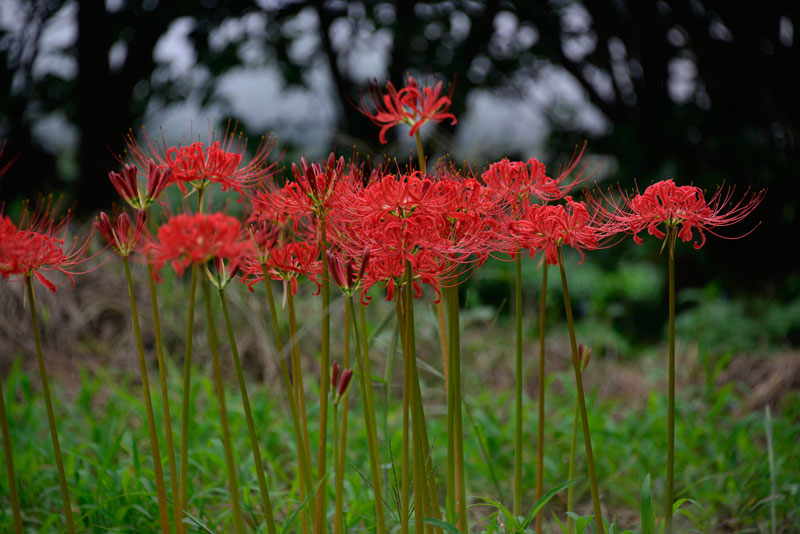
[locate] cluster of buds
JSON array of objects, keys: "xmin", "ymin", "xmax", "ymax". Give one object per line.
[
  {"xmin": 108, "ymin": 161, "xmax": 172, "ymax": 210},
  {"xmin": 95, "ymin": 210, "xmax": 148, "ymax": 257},
  {"xmin": 325, "ymin": 248, "xmax": 370, "ymax": 297},
  {"xmin": 290, "ymin": 153, "xmax": 346, "ymax": 215},
  {"xmin": 330, "ymin": 361, "xmax": 354, "ymax": 405}
]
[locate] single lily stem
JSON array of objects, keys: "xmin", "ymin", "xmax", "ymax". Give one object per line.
[
  {"xmin": 287, "ymin": 288, "xmax": 312, "ymax": 467},
  {"xmin": 260, "ymin": 267, "xmax": 315, "ymax": 530},
  {"xmin": 25, "ymin": 275, "xmax": 76, "ymax": 534},
  {"xmin": 447, "ymin": 282, "xmax": 468, "ymax": 534},
  {"xmin": 147, "ymin": 263, "xmax": 182, "ymax": 532},
  {"xmin": 445, "ymin": 283, "xmax": 456, "ymax": 525},
  {"xmin": 348, "ymin": 296, "xmax": 388, "ymax": 534},
  {"xmin": 665, "ymin": 227, "xmax": 677, "ymax": 534},
  {"xmin": 557, "ymin": 247, "xmax": 604, "ymax": 534},
  {"xmin": 414, "ymin": 131, "xmax": 426, "ymax": 175},
  {"xmin": 218, "ymin": 288, "xmax": 278, "ymax": 534},
  {"xmin": 201, "ymin": 279, "xmax": 246, "ymax": 534},
  {"xmin": 396, "ymin": 286, "xmax": 411, "ymax": 534},
  {"xmin": 513, "ymin": 255, "xmax": 523, "ymax": 515},
  {"xmin": 0, "ymin": 375, "xmax": 23, "ymax": 533},
  {"xmin": 316, "ymin": 218, "xmax": 332, "ymax": 534},
  {"xmin": 566, "ymin": 360, "xmax": 584, "ymax": 534},
  {"xmin": 333, "ymin": 300, "xmax": 351, "ymax": 534},
  {"xmin": 123, "ymin": 257, "xmax": 171, "ymax": 534},
  {"xmin": 535, "ymin": 262, "xmax": 549, "ymax": 534},
  {"xmin": 404, "ymin": 271, "xmax": 425, "ymax": 534},
  {"xmin": 179, "ymin": 264, "xmax": 199, "ymax": 534}
]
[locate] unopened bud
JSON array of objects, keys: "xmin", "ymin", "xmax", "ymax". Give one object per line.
[{"xmin": 577, "ymin": 342, "xmax": 592, "ymax": 370}]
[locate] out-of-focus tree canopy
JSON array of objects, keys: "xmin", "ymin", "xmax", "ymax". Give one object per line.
[{"xmin": 1, "ymin": 0, "xmax": 797, "ymax": 289}]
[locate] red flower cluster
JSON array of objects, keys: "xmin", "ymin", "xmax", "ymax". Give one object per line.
[
  {"xmin": 357, "ymin": 74, "xmax": 457, "ymax": 143},
  {"xmin": 593, "ymin": 179, "xmax": 765, "ymax": 250},
  {"xmin": 95, "ymin": 210, "xmax": 147, "ymax": 257},
  {"xmin": 146, "ymin": 212, "xmax": 248, "ymax": 279},
  {"xmin": 0, "ymin": 205, "xmax": 94, "ymax": 292},
  {"xmin": 509, "ymin": 196, "xmax": 604, "ymax": 265}
]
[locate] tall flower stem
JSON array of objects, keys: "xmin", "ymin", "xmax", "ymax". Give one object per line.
[
  {"xmin": 287, "ymin": 288, "xmax": 311, "ymax": 466},
  {"xmin": 513, "ymin": 255, "xmax": 523, "ymax": 515},
  {"xmin": 665, "ymin": 227, "xmax": 677, "ymax": 534},
  {"xmin": 260, "ymin": 267, "xmax": 315, "ymax": 529},
  {"xmin": 24, "ymin": 275, "xmax": 76, "ymax": 534},
  {"xmin": 566, "ymin": 362, "xmax": 583, "ymax": 534},
  {"xmin": 535, "ymin": 262, "xmax": 549, "ymax": 534},
  {"xmin": 446, "ymin": 282, "xmax": 467, "ymax": 534},
  {"xmin": 179, "ymin": 264, "xmax": 199, "ymax": 534},
  {"xmin": 316, "ymin": 218, "xmax": 332, "ymax": 534},
  {"xmin": 123, "ymin": 257, "xmax": 170, "ymax": 534},
  {"xmin": 333, "ymin": 300, "xmax": 351, "ymax": 534},
  {"xmin": 557, "ymin": 248, "xmax": 604, "ymax": 534},
  {"xmin": 404, "ymin": 272, "xmax": 425, "ymax": 534},
  {"xmin": 349, "ymin": 296, "xmax": 388, "ymax": 534},
  {"xmin": 396, "ymin": 285, "xmax": 411, "ymax": 534},
  {"xmin": 414, "ymin": 131, "xmax": 426, "ymax": 174},
  {"xmin": 0, "ymin": 374, "xmax": 23, "ymax": 533},
  {"xmin": 147, "ymin": 263, "xmax": 182, "ymax": 532},
  {"xmin": 445, "ymin": 282, "xmax": 456, "ymax": 525},
  {"xmin": 201, "ymin": 279, "xmax": 245, "ymax": 534},
  {"xmin": 218, "ymin": 288, "xmax": 278, "ymax": 534}
]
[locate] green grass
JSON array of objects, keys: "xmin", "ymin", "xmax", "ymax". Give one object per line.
[{"xmin": 2, "ymin": 341, "xmax": 798, "ymax": 533}]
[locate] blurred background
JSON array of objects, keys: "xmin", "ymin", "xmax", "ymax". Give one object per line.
[{"xmin": 0, "ymin": 0, "xmax": 798, "ymax": 351}]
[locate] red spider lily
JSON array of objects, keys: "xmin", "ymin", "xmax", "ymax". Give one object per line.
[
  {"xmin": 356, "ymin": 74, "xmax": 457, "ymax": 144},
  {"xmin": 123, "ymin": 124, "xmax": 277, "ymax": 200},
  {"xmin": 509, "ymin": 196, "xmax": 606, "ymax": 266},
  {"xmin": 243, "ymin": 241, "xmax": 321, "ymax": 295},
  {"xmin": 591, "ymin": 179, "xmax": 765, "ymax": 250},
  {"xmin": 145, "ymin": 212, "xmax": 249, "ymax": 280},
  {"xmin": 95, "ymin": 210, "xmax": 147, "ymax": 257},
  {"xmin": 482, "ymin": 144, "xmax": 588, "ymax": 207},
  {"xmin": 0, "ymin": 201, "xmax": 96, "ymax": 292},
  {"xmin": 108, "ymin": 160, "xmax": 173, "ymax": 210}
]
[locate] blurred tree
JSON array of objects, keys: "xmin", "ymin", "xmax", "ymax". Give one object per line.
[{"xmin": 0, "ymin": 0, "xmax": 797, "ymax": 287}]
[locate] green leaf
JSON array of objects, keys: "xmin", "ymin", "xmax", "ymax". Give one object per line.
[
  {"xmin": 641, "ymin": 474, "xmax": 654, "ymax": 534},
  {"xmin": 282, "ymin": 475, "xmax": 328, "ymax": 534},
  {"xmin": 522, "ymin": 478, "xmax": 582, "ymax": 528},
  {"xmin": 476, "ymin": 497, "xmax": 521, "ymax": 531},
  {"xmin": 551, "ymin": 509, "xmax": 568, "ymax": 533},
  {"xmin": 424, "ymin": 517, "xmax": 463, "ymax": 534}
]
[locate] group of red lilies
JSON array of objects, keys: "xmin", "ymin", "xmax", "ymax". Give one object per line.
[{"xmin": 0, "ymin": 74, "xmax": 763, "ymax": 534}]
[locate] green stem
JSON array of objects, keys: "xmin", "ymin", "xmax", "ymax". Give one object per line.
[
  {"xmin": 404, "ymin": 272, "xmax": 424, "ymax": 534},
  {"xmin": 446, "ymin": 286, "xmax": 456, "ymax": 525},
  {"xmin": 316, "ymin": 218, "xmax": 332, "ymax": 534},
  {"xmin": 147, "ymin": 263, "xmax": 182, "ymax": 533},
  {"xmin": 219, "ymin": 288, "xmax": 278, "ymax": 534},
  {"xmin": 414, "ymin": 131, "xmax": 426, "ymax": 174},
  {"xmin": 449, "ymin": 283, "xmax": 467, "ymax": 534},
  {"xmin": 566, "ymin": 368, "xmax": 581, "ymax": 534},
  {"xmin": 260, "ymin": 267, "xmax": 315, "ymax": 529},
  {"xmin": 397, "ymin": 287, "xmax": 411, "ymax": 534},
  {"xmin": 202, "ymin": 279, "xmax": 245, "ymax": 534},
  {"xmin": 349, "ymin": 296, "xmax": 388, "ymax": 534},
  {"xmin": 535, "ymin": 263, "xmax": 548, "ymax": 534},
  {"xmin": 25, "ymin": 275, "xmax": 76, "ymax": 534},
  {"xmin": 179, "ymin": 264, "xmax": 198, "ymax": 534},
  {"xmin": 287, "ymin": 288, "xmax": 312, "ymax": 470},
  {"xmin": 0, "ymin": 374, "xmax": 23, "ymax": 533},
  {"xmin": 557, "ymin": 248, "xmax": 604, "ymax": 534},
  {"xmin": 333, "ymin": 400, "xmax": 342, "ymax": 534},
  {"xmin": 665, "ymin": 227, "xmax": 677, "ymax": 534},
  {"xmin": 123, "ymin": 257, "xmax": 170, "ymax": 534},
  {"xmin": 513, "ymin": 255, "xmax": 523, "ymax": 515}
]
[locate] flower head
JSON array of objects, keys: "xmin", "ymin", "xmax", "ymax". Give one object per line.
[
  {"xmin": 356, "ymin": 74, "xmax": 457, "ymax": 144},
  {"xmin": 145, "ymin": 212, "xmax": 248, "ymax": 280},
  {"xmin": 124, "ymin": 124, "xmax": 277, "ymax": 201},
  {"xmin": 591, "ymin": 179, "xmax": 765, "ymax": 250},
  {"xmin": 509, "ymin": 196, "xmax": 605, "ymax": 265},
  {"xmin": 95, "ymin": 210, "xmax": 147, "ymax": 257},
  {"xmin": 0, "ymin": 200, "xmax": 96, "ymax": 292},
  {"xmin": 108, "ymin": 160, "xmax": 173, "ymax": 210}
]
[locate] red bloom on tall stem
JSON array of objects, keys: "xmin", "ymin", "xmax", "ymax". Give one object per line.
[
  {"xmin": 0, "ymin": 200, "xmax": 95, "ymax": 292},
  {"xmin": 123, "ymin": 123, "xmax": 277, "ymax": 200},
  {"xmin": 356, "ymin": 74, "xmax": 457, "ymax": 143},
  {"xmin": 95, "ymin": 210, "xmax": 148, "ymax": 257},
  {"xmin": 592, "ymin": 179, "xmax": 765, "ymax": 249},
  {"xmin": 108, "ymin": 160, "xmax": 173, "ymax": 209},
  {"xmin": 509, "ymin": 196, "xmax": 606, "ymax": 265},
  {"xmin": 145, "ymin": 212, "xmax": 248, "ymax": 280}
]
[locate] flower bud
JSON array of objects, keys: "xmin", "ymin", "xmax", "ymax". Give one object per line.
[{"xmin": 577, "ymin": 342, "xmax": 592, "ymax": 370}]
